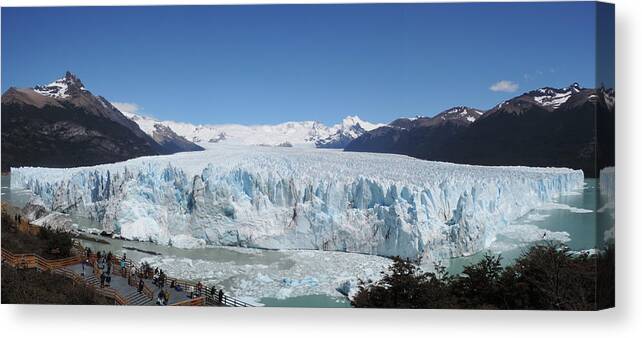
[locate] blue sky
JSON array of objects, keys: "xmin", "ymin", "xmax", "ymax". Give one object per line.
[{"xmin": 2, "ymin": 3, "xmax": 611, "ymax": 125}]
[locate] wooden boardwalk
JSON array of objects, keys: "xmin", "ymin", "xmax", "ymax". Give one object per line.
[{"xmin": 2, "ymin": 247, "xmax": 253, "ymax": 307}]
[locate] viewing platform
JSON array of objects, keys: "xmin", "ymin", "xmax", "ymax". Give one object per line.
[{"xmin": 1, "ymin": 246, "xmax": 254, "ymax": 307}]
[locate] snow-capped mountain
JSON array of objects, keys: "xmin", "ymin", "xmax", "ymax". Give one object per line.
[
  {"xmin": 33, "ymin": 72, "xmax": 88, "ymax": 99},
  {"xmin": 346, "ymin": 83, "xmax": 615, "ymax": 177},
  {"xmin": 1, "ymin": 71, "xmax": 202, "ymax": 171},
  {"xmin": 389, "ymin": 106, "xmax": 484, "ymax": 129},
  {"xmin": 315, "ymin": 116, "xmax": 383, "ymax": 148},
  {"xmin": 122, "ymin": 111, "xmax": 383, "ymax": 148},
  {"xmin": 434, "ymin": 106, "xmax": 485, "ymax": 124},
  {"xmin": 485, "ymin": 82, "xmax": 584, "ymax": 116}
]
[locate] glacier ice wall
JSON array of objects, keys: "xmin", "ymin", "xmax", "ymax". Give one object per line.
[{"xmin": 11, "ymin": 145, "xmax": 584, "ymax": 262}]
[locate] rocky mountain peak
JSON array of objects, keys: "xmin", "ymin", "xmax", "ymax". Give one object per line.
[{"xmin": 34, "ymin": 71, "xmax": 87, "ymax": 99}]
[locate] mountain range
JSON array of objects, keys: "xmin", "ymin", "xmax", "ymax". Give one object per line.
[
  {"xmin": 345, "ymin": 83, "xmax": 615, "ymax": 177},
  {"xmin": 1, "ymin": 72, "xmax": 614, "ymax": 177},
  {"xmin": 122, "ymin": 112, "xmax": 383, "ymax": 148}
]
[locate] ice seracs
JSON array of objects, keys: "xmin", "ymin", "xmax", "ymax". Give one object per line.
[{"xmin": 12, "ymin": 145, "xmax": 584, "ymax": 264}]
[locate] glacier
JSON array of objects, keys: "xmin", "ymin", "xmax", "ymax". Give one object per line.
[{"xmin": 10, "ymin": 145, "xmax": 584, "ymax": 263}]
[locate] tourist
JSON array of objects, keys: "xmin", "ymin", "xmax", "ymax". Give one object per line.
[
  {"xmin": 188, "ymin": 284, "xmax": 194, "ymax": 298},
  {"xmin": 157, "ymin": 290, "xmax": 165, "ymax": 305},
  {"xmin": 170, "ymin": 279, "xmax": 176, "ymax": 289},
  {"xmin": 196, "ymin": 281, "xmax": 203, "ymax": 297},
  {"xmin": 100, "ymin": 271, "xmax": 106, "ymax": 288},
  {"xmin": 138, "ymin": 278, "xmax": 144, "ymax": 293},
  {"xmin": 210, "ymin": 285, "xmax": 216, "ymax": 299},
  {"xmin": 163, "ymin": 289, "xmax": 170, "ymax": 305},
  {"xmin": 218, "ymin": 289, "xmax": 224, "ymax": 304},
  {"xmin": 120, "ymin": 257, "xmax": 126, "ymax": 276}
]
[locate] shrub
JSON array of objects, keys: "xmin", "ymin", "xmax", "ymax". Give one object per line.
[{"xmin": 352, "ymin": 242, "xmax": 614, "ymax": 310}]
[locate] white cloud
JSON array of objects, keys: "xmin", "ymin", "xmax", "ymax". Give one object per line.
[
  {"xmin": 489, "ymin": 80, "xmax": 519, "ymax": 93},
  {"xmin": 111, "ymin": 102, "xmax": 141, "ymax": 114}
]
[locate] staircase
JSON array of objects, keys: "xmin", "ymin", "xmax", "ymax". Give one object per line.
[
  {"xmin": 123, "ymin": 290, "xmax": 154, "ymax": 305},
  {"xmin": 55, "ymin": 266, "xmax": 150, "ymax": 305}
]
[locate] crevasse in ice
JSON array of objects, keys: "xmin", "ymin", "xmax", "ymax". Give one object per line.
[{"xmin": 11, "ymin": 145, "xmax": 584, "ymax": 263}]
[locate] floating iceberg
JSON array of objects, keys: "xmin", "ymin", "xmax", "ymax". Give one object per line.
[{"xmin": 11, "ymin": 145, "xmax": 583, "ymax": 263}]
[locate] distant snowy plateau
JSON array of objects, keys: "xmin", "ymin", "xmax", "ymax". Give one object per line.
[
  {"xmin": 122, "ymin": 112, "xmax": 383, "ymax": 149},
  {"xmin": 11, "ymin": 144, "xmax": 584, "ymax": 264}
]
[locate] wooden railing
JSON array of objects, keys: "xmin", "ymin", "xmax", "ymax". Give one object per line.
[
  {"xmin": 3, "ymin": 243, "xmax": 253, "ymax": 307},
  {"xmin": 171, "ymin": 296, "xmax": 206, "ymax": 306},
  {"xmin": 51, "ymin": 267, "xmax": 129, "ymax": 305},
  {"xmin": 2, "ymin": 248, "xmax": 128, "ymax": 305},
  {"xmin": 90, "ymin": 252, "xmax": 155, "ymax": 300},
  {"xmin": 93, "ymin": 251, "xmax": 253, "ymax": 307},
  {"xmin": 1, "ymin": 248, "xmax": 81, "ymax": 271},
  {"xmin": 205, "ymin": 293, "xmax": 254, "ymax": 307}
]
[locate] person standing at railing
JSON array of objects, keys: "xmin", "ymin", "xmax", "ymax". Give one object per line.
[
  {"xmin": 218, "ymin": 289, "xmax": 224, "ymax": 304},
  {"xmin": 159, "ymin": 270, "xmax": 166, "ymax": 289},
  {"xmin": 196, "ymin": 281, "xmax": 203, "ymax": 297},
  {"xmin": 138, "ymin": 278, "xmax": 144, "ymax": 294},
  {"xmin": 120, "ymin": 257, "xmax": 127, "ymax": 277}
]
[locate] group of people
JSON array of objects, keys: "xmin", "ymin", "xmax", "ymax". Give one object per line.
[
  {"xmin": 152, "ymin": 267, "xmax": 167, "ymax": 288},
  {"xmin": 95, "ymin": 250, "xmax": 114, "ymax": 288},
  {"xmin": 83, "ymin": 248, "xmax": 130, "ymax": 289},
  {"xmin": 153, "ymin": 268, "xmax": 172, "ymax": 305},
  {"xmin": 82, "ymin": 246, "xmax": 227, "ymax": 305}
]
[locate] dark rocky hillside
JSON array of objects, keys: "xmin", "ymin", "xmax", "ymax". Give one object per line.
[
  {"xmin": 1, "ymin": 72, "xmax": 203, "ymax": 171},
  {"xmin": 345, "ymin": 85, "xmax": 614, "ymax": 177}
]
